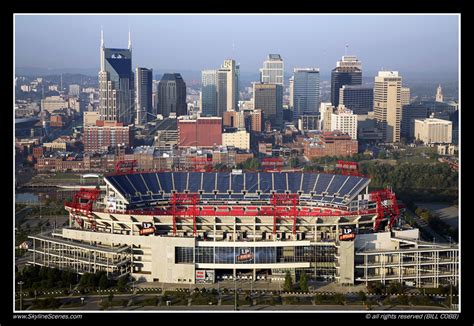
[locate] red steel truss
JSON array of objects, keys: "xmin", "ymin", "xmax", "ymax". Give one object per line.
[
  {"xmin": 170, "ymin": 193, "xmax": 199, "ymax": 237},
  {"xmin": 262, "ymin": 157, "xmax": 284, "ymax": 171},
  {"xmin": 370, "ymin": 188, "xmax": 400, "ymax": 231},
  {"xmin": 124, "ymin": 205, "xmax": 378, "ymax": 218},
  {"xmin": 271, "ymin": 193, "xmax": 299, "ymax": 235},
  {"xmin": 114, "ymin": 160, "xmax": 137, "ymax": 174},
  {"xmin": 66, "ymin": 188, "xmax": 101, "ymax": 230},
  {"xmin": 336, "ymin": 161, "xmax": 361, "ymax": 176}
]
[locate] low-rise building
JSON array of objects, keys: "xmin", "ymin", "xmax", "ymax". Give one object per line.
[
  {"xmin": 303, "ymin": 131, "xmax": 358, "ymax": 160},
  {"xmin": 414, "ymin": 118, "xmax": 452, "ymax": 144},
  {"xmin": 222, "ymin": 129, "xmax": 250, "ymax": 150}
]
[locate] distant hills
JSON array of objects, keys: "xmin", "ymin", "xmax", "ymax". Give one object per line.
[{"xmin": 16, "ymin": 67, "xmax": 458, "ymax": 99}]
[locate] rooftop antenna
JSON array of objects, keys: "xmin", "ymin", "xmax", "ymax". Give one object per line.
[
  {"xmin": 128, "ymin": 27, "xmax": 132, "ymax": 50},
  {"xmin": 345, "ymin": 44, "xmax": 348, "ymax": 56},
  {"xmin": 101, "ymin": 25, "xmax": 104, "ymax": 48}
]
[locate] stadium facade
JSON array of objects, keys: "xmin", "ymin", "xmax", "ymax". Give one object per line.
[{"xmin": 27, "ymin": 170, "xmax": 458, "ymax": 287}]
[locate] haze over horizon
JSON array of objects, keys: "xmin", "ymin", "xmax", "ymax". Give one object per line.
[{"xmin": 15, "ymin": 14, "xmax": 459, "ymax": 77}]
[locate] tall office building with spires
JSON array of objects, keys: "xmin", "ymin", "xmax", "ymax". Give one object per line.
[
  {"xmin": 330, "ymin": 55, "xmax": 362, "ymax": 107},
  {"xmin": 98, "ymin": 29, "xmax": 134, "ymax": 125}
]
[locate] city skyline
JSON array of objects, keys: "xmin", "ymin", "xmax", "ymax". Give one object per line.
[{"xmin": 15, "ymin": 14, "xmax": 459, "ymax": 75}]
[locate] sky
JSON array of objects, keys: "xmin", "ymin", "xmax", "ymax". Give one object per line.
[{"xmin": 14, "ymin": 14, "xmax": 459, "ymax": 75}]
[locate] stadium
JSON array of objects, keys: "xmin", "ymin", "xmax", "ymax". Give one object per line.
[{"xmin": 28, "ymin": 162, "xmax": 459, "ymax": 288}]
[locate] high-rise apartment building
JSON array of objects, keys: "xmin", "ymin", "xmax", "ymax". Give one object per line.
[
  {"xmin": 260, "ymin": 54, "xmax": 284, "ymax": 86},
  {"xmin": 250, "ymin": 109, "xmax": 263, "ymax": 133},
  {"xmin": 83, "ymin": 120, "xmax": 132, "ymax": 153},
  {"xmin": 320, "ymin": 103, "xmax": 335, "ymax": 132},
  {"xmin": 135, "ymin": 67, "xmax": 153, "ymax": 125},
  {"xmin": 253, "ymin": 83, "xmax": 283, "ymax": 129},
  {"xmin": 292, "ymin": 68, "xmax": 320, "ymax": 121},
  {"xmin": 331, "ymin": 105, "xmax": 358, "ymax": 140},
  {"xmin": 157, "ymin": 73, "xmax": 187, "ymax": 118},
  {"xmin": 201, "ymin": 70, "xmax": 218, "ymax": 116},
  {"xmin": 339, "ymin": 85, "xmax": 373, "ymax": 115},
  {"xmin": 98, "ymin": 30, "xmax": 134, "ymax": 124},
  {"xmin": 331, "ymin": 55, "xmax": 362, "ymax": 106},
  {"xmin": 374, "ymin": 71, "xmax": 402, "ymax": 143}
]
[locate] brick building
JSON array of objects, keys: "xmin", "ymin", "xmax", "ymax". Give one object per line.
[
  {"xmin": 83, "ymin": 121, "xmax": 132, "ymax": 153},
  {"xmin": 178, "ymin": 117, "xmax": 222, "ymax": 147},
  {"xmin": 303, "ymin": 131, "xmax": 358, "ymax": 160}
]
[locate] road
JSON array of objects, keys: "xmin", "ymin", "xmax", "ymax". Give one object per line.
[
  {"xmin": 18, "ymin": 292, "xmax": 450, "ymax": 311},
  {"xmin": 405, "ymin": 209, "xmax": 449, "ymax": 243},
  {"xmin": 415, "ymin": 202, "xmax": 459, "ymax": 230},
  {"xmin": 15, "ymin": 206, "xmax": 32, "ymax": 225}
]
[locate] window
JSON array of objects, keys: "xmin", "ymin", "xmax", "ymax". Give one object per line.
[
  {"xmin": 195, "ymin": 247, "xmax": 213, "ymax": 264},
  {"xmin": 175, "ymin": 247, "xmax": 194, "ymax": 264}
]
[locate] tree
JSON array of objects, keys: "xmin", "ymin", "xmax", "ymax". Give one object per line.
[
  {"xmin": 240, "ymin": 158, "xmax": 261, "ymax": 171},
  {"xmin": 289, "ymin": 157, "xmax": 299, "ymax": 168},
  {"xmin": 117, "ymin": 275, "xmax": 128, "ymax": 291},
  {"xmin": 99, "ymin": 274, "xmax": 109, "ymax": 289},
  {"xmin": 377, "ymin": 151, "xmax": 387, "ymax": 159},
  {"xmin": 299, "ymin": 271, "xmax": 308, "ymax": 292},
  {"xmin": 357, "ymin": 291, "xmax": 367, "ymax": 303},
  {"xmin": 283, "ymin": 271, "xmax": 293, "ymax": 292},
  {"xmin": 388, "ymin": 281, "xmax": 404, "ymax": 294},
  {"xmin": 367, "ymin": 282, "xmax": 385, "ymax": 295}
]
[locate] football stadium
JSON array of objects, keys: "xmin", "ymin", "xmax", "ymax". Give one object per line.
[{"xmin": 27, "ymin": 164, "xmax": 459, "ymax": 288}]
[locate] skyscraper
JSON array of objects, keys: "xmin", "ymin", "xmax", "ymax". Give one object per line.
[
  {"xmin": 339, "ymin": 85, "xmax": 373, "ymax": 115},
  {"xmin": 374, "ymin": 71, "xmax": 402, "ymax": 143},
  {"xmin": 152, "ymin": 80, "xmax": 159, "ymax": 115},
  {"xmin": 292, "ymin": 68, "xmax": 320, "ymax": 121},
  {"xmin": 201, "ymin": 70, "xmax": 218, "ymax": 116},
  {"xmin": 253, "ymin": 83, "xmax": 283, "ymax": 129},
  {"xmin": 98, "ymin": 30, "xmax": 134, "ymax": 124},
  {"xmin": 330, "ymin": 55, "xmax": 362, "ymax": 106},
  {"xmin": 288, "ymin": 76, "xmax": 294, "ymax": 110},
  {"xmin": 401, "ymin": 87, "xmax": 411, "ymax": 106},
  {"xmin": 157, "ymin": 73, "xmax": 187, "ymax": 118},
  {"xmin": 217, "ymin": 59, "xmax": 239, "ymax": 116},
  {"xmin": 135, "ymin": 67, "xmax": 153, "ymax": 125},
  {"xmin": 260, "ymin": 54, "xmax": 284, "ymax": 86}
]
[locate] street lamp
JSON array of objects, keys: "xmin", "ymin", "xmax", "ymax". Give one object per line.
[{"xmin": 17, "ymin": 281, "xmax": 24, "ymax": 311}]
